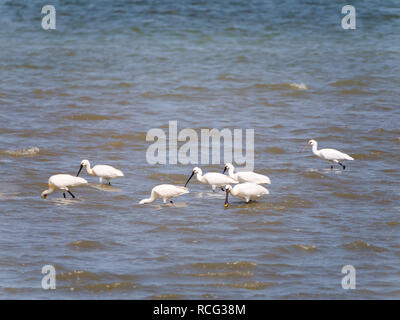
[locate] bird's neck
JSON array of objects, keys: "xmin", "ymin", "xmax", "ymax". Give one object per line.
[
  {"xmin": 85, "ymin": 165, "xmax": 94, "ymax": 175},
  {"xmin": 196, "ymin": 171, "xmax": 205, "ymax": 183},
  {"xmin": 43, "ymin": 186, "xmax": 55, "ymax": 196},
  {"xmin": 142, "ymin": 191, "xmax": 156, "ymax": 204},
  {"xmin": 311, "ymin": 144, "xmax": 319, "ymax": 156},
  {"xmin": 228, "ymin": 167, "xmax": 236, "ymax": 179}
]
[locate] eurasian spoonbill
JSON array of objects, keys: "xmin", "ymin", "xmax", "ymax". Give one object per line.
[
  {"xmin": 223, "ymin": 163, "xmax": 271, "ymax": 184},
  {"xmin": 41, "ymin": 174, "xmax": 88, "ymax": 199},
  {"xmin": 77, "ymin": 159, "xmax": 124, "ymax": 184},
  {"xmin": 184, "ymin": 167, "xmax": 238, "ymax": 192},
  {"xmin": 302, "ymin": 139, "xmax": 354, "ymax": 170},
  {"xmin": 224, "ymin": 183, "xmax": 269, "ymax": 207},
  {"xmin": 139, "ymin": 184, "xmax": 189, "ymax": 204}
]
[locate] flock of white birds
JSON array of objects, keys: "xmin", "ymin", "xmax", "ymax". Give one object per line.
[{"xmin": 41, "ymin": 139, "xmax": 354, "ymax": 207}]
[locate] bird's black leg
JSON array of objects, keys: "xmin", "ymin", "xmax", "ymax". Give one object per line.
[
  {"xmin": 67, "ymin": 191, "xmax": 76, "ymax": 198},
  {"xmin": 63, "ymin": 193, "xmax": 66, "ymax": 198},
  {"xmin": 338, "ymin": 162, "xmax": 346, "ymax": 170},
  {"xmin": 330, "ymin": 165, "xmax": 333, "ymax": 170}
]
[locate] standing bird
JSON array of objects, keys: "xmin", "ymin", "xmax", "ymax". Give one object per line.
[
  {"xmin": 77, "ymin": 159, "xmax": 124, "ymax": 184},
  {"xmin": 302, "ymin": 139, "xmax": 354, "ymax": 170},
  {"xmin": 224, "ymin": 183, "xmax": 269, "ymax": 207},
  {"xmin": 139, "ymin": 184, "xmax": 189, "ymax": 204},
  {"xmin": 41, "ymin": 174, "xmax": 88, "ymax": 199},
  {"xmin": 223, "ymin": 163, "xmax": 271, "ymax": 184},
  {"xmin": 184, "ymin": 167, "xmax": 238, "ymax": 192}
]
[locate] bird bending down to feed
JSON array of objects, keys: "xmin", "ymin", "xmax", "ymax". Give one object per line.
[
  {"xmin": 41, "ymin": 174, "xmax": 88, "ymax": 199},
  {"xmin": 302, "ymin": 139, "xmax": 354, "ymax": 170},
  {"xmin": 224, "ymin": 183, "xmax": 269, "ymax": 207},
  {"xmin": 139, "ymin": 184, "xmax": 189, "ymax": 204},
  {"xmin": 184, "ymin": 167, "xmax": 238, "ymax": 192},
  {"xmin": 223, "ymin": 163, "xmax": 271, "ymax": 184},
  {"xmin": 77, "ymin": 159, "xmax": 124, "ymax": 184}
]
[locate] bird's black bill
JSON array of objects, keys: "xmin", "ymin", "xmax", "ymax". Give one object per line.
[
  {"xmin": 222, "ymin": 167, "xmax": 227, "ymax": 174},
  {"xmin": 184, "ymin": 171, "xmax": 195, "ymax": 187},
  {"xmin": 76, "ymin": 164, "xmax": 83, "ymax": 177},
  {"xmin": 224, "ymin": 189, "xmax": 229, "ymax": 207}
]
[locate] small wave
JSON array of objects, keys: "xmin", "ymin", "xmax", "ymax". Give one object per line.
[
  {"xmin": 242, "ymin": 82, "xmax": 308, "ymax": 92},
  {"xmin": 116, "ymin": 82, "xmax": 132, "ymax": 88},
  {"xmin": 76, "ymin": 281, "xmax": 137, "ymax": 292},
  {"xmin": 65, "ymin": 114, "xmax": 126, "ymax": 121},
  {"xmin": 207, "ymin": 281, "xmax": 275, "ymax": 290},
  {"xmin": 187, "ymin": 261, "xmax": 257, "ymax": 270},
  {"xmin": 331, "ymin": 79, "xmax": 367, "ymax": 87},
  {"xmin": 67, "ymin": 240, "xmax": 105, "ymax": 250},
  {"xmin": 265, "ymin": 147, "xmax": 286, "ymax": 154},
  {"xmin": 150, "ymin": 294, "xmax": 184, "ymax": 299},
  {"xmin": 292, "ymin": 244, "xmax": 317, "ymax": 252},
  {"xmin": 289, "ymin": 83, "xmax": 308, "ymax": 90},
  {"xmin": 175, "ymin": 85, "xmax": 207, "ymax": 91},
  {"xmin": 339, "ymin": 89, "xmax": 373, "ymax": 95},
  {"xmin": 1, "ymin": 147, "xmax": 40, "ymax": 157},
  {"xmin": 344, "ymin": 241, "xmax": 386, "ymax": 253},
  {"xmin": 57, "ymin": 270, "xmax": 101, "ymax": 281},
  {"xmin": 187, "ymin": 271, "xmax": 254, "ymax": 278},
  {"xmin": 333, "ymin": 192, "xmax": 373, "ymax": 200}
]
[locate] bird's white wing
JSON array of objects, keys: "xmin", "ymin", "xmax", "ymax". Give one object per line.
[
  {"xmin": 204, "ymin": 173, "xmax": 238, "ymax": 185},
  {"xmin": 93, "ymin": 165, "xmax": 124, "ymax": 177},
  {"xmin": 237, "ymin": 183, "xmax": 269, "ymax": 197},
  {"xmin": 319, "ymin": 148, "xmax": 354, "ymax": 161},
  {"xmin": 154, "ymin": 184, "xmax": 189, "ymax": 198},
  {"xmin": 237, "ymin": 171, "xmax": 271, "ymax": 184},
  {"xmin": 50, "ymin": 174, "xmax": 87, "ymax": 188}
]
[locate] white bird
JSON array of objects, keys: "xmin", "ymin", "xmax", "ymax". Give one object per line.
[
  {"xmin": 41, "ymin": 174, "xmax": 88, "ymax": 199},
  {"xmin": 184, "ymin": 167, "xmax": 238, "ymax": 192},
  {"xmin": 139, "ymin": 184, "xmax": 189, "ymax": 204},
  {"xmin": 302, "ymin": 139, "xmax": 354, "ymax": 170},
  {"xmin": 223, "ymin": 163, "xmax": 271, "ymax": 184},
  {"xmin": 77, "ymin": 159, "xmax": 124, "ymax": 184},
  {"xmin": 224, "ymin": 183, "xmax": 269, "ymax": 207}
]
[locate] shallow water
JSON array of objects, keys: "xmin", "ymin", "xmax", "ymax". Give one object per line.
[{"xmin": 0, "ymin": 0, "xmax": 399, "ymax": 299}]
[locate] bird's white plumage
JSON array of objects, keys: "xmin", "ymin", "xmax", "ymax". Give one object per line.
[
  {"xmin": 303, "ymin": 139, "xmax": 354, "ymax": 168},
  {"xmin": 225, "ymin": 183, "xmax": 269, "ymax": 205},
  {"xmin": 317, "ymin": 148, "xmax": 354, "ymax": 161},
  {"xmin": 187, "ymin": 167, "xmax": 238, "ymax": 191},
  {"xmin": 224, "ymin": 163, "xmax": 271, "ymax": 184},
  {"xmin": 42, "ymin": 174, "xmax": 88, "ymax": 198},
  {"xmin": 79, "ymin": 159, "xmax": 124, "ymax": 183},
  {"xmin": 139, "ymin": 184, "xmax": 189, "ymax": 204}
]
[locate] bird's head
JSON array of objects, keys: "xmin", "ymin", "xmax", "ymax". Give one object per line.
[
  {"xmin": 302, "ymin": 139, "xmax": 317, "ymax": 152},
  {"xmin": 224, "ymin": 185, "xmax": 233, "ymax": 207},
  {"xmin": 308, "ymin": 139, "xmax": 317, "ymax": 146},
  {"xmin": 184, "ymin": 167, "xmax": 200, "ymax": 187},
  {"xmin": 223, "ymin": 163, "xmax": 233, "ymax": 174},
  {"xmin": 81, "ymin": 159, "xmax": 90, "ymax": 167},
  {"xmin": 77, "ymin": 159, "xmax": 90, "ymax": 177}
]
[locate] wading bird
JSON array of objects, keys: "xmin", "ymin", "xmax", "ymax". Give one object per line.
[
  {"xmin": 139, "ymin": 184, "xmax": 189, "ymax": 204},
  {"xmin": 77, "ymin": 159, "xmax": 124, "ymax": 184},
  {"xmin": 41, "ymin": 174, "xmax": 88, "ymax": 199},
  {"xmin": 223, "ymin": 163, "xmax": 271, "ymax": 184},
  {"xmin": 224, "ymin": 183, "xmax": 269, "ymax": 207},
  {"xmin": 184, "ymin": 167, "xmax": 238, "ymax": 192},
  {"xmin": 302, "ymin": 139, "xmax": 354, "ymax": 170}
]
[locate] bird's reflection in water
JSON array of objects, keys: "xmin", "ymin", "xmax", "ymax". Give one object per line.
[{"xmin": 89, "ymin": 183, "xmax": 122, "ymax": 192}]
